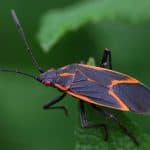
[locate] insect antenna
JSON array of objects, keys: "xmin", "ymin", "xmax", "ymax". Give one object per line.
[
  {"xmin": 0, "ymin": 69, "xmax": 37, "ymax": 80},
  {"xmin": 11, "ymin": 9, "xmax": 44, "ymax": 73}
]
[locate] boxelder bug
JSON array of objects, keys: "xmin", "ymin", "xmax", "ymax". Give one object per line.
[{"xmin": 1, "ymin": 9, "xmax": 150, "ymax": 146}]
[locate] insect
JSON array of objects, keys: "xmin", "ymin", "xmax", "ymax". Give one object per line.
[{"xmin": 1, "ymin": 9, "xmax": 150, "ymax": 146}]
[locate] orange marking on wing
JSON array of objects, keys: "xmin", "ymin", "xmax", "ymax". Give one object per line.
[
  {"xmin": 67, "ymin": 91, "xmax": 96, "ymax": 104},
  {"xmin": 108, "ymin": 90, "xmax": 129, "ymax": 111},
  {"xmin": 107, "ymin": 78, "xmax": 139, "ymax": 110},
  {"xmin": 54, "ymin": 83, "xmax": 69, "ymax": 91},
  {"xmin": 109, "ymin": 79, "xmax": 139, "ymax": 88},
  {"xmin": 59, "ymin": 73, "xmax": 75, "ymax": 77},
  {"xmin": 79, "ymin": 64, "xmax": 105, "ymax": 70},
  {"xmin": 79, "ymin": 64, "xmax": 119, "ymax": 73},
  {"xmin": 60, "ymin": 65, "xmax": 69, "ymax": 70},
  {"xmin": 79, "ymin": 64, "xmax": 139, "ymax": 80},
  {"xmin": 67, "ymin": 91, "xmax": 129, "ymax": 111}
]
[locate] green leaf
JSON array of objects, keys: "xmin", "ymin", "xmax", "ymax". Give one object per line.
[
  {"xmin": 37, "ymin": 0, "xmax": 150, "ymax": 52},
  {"xmin": 87, "ymin": 57, "xmax": 96, "ymax": 66},
  {"xmin": 74, "ymin": 111, "xmax": 150, "ymax": 150}
]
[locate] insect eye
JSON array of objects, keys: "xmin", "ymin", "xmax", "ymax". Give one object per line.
[{"xmin": 43, "ymin": 80, "xmax": 51, "ymax": 86}]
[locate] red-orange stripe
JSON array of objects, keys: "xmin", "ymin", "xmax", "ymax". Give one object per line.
[
  {"xmin": 54, "ymin": 83, "xmax": 130, "ymax": 111},
  {"xmin": 67, "ymin": 91, "xmax": 129, "ymax": 111},
  {"xmin": 78, "ymin": 64, "xmax": 138, "ymax": 80},
  {"xmin": 54, "ymin": 83, "xmax": 69, "ymax": 91},
  {"xmin": 108, "ymin": 90, "xmax": 129, "ymax": 111},
  {"xmin": 108, "ymin": 78, "xmax": 139, "ymax": 111},
  {"xmin": 79, "ymin": 64, "xmax": 118, "ymax": 73},
  {"xmin": 59, "ymin": 73, "xmax": 75, "ymax": 77},
  {"xmin": 60, "ymin": 65, "xmax": 69, "ymax": 70},
  {"xmin": 109, "ymin": 79, "xmax": 139, "ymax": 88}
]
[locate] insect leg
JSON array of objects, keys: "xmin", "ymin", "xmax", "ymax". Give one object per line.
[
  {"xmin": 43, "ymin": 93, "xmax": 68, "ymax": 116},
  {"xmin": 92, "ymin": 105, "xmax": 139, "ymax": 146},
  {"xmin": 79, "ymin": 101, "xmax": 108, "ymax": 141},
  {"xmin": 100, "ymin": 48, "xmax": 112, "ymax": 69}
]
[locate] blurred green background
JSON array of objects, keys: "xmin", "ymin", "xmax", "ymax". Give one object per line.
[{"xmin": 0, "ymin": 0, "xmax": 150, "ymax": 150}]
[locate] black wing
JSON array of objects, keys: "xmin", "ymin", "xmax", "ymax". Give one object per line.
[
  {"xmin": 69, "ymin": 69, "xmax": 126, "ymax": 111},
  {"xmin": 113, "ymin": 83, "xmax": 150, "ymax": 113},
  {"xmin": 68, "ymin": 64, "xmax": 150, "ymax": 113}
]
